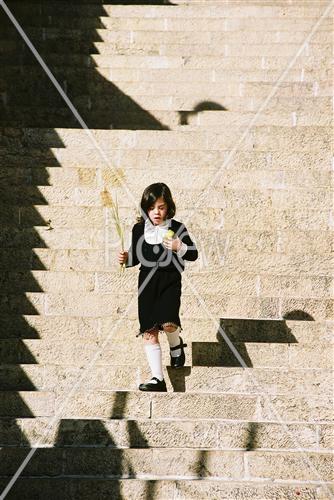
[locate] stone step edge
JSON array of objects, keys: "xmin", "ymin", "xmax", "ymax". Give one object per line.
[
  {"xmin": 2, "ymin": 35, "xmax": 332, "ymax": 43},
  {"xmin": 2, "ymin": 363, "xmax": 332, "ymax": 370},
  {"xmin": 0, "ymin": 316, "xmax": 330, "ymax": 325},
  {"xmin": 0, "ymin": 477, "xmax": 331, "ymax": 489},
  {"xmin": 2, "ymin": 414, "xmax": 332, "ymax": 425},
  {"xmin": 1, "ymin": 389, "xmax": 332, "ymax": 402},
  {"xmin": 1, "ymin": 10, "xmax": 331, "ymax": 18},
  {"xmin": 0, "ymin": 441, "xmax": 332, "ymax": 453},
  {"xmin": 2, "ymin": 125, "xmax": 332, "ymax": 133},
  {"xmin": 0, "ymin": 269, "xmax": 332, "ymax": 277},
  {"xmin": 0, "ymin": 478, "xmax": 330, "ymax": 498}
]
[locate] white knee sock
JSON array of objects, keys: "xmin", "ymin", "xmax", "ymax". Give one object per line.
[
  {"xmin": 165, "ymin": 326, "xmax": 181, "ymax": 357},
  {"xmin": 144, "ymin": 344, "xmax": 164, "ymax": 381}
]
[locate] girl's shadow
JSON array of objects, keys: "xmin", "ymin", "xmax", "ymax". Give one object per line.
[{"xmin": 191, "ymin": 316, "xmax": 307, "ymax": 368}]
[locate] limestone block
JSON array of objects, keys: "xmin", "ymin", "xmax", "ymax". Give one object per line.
[
  {"xmin": 211, "ymin": 30, "xmax": 331, "ymax": 44},
  {"xmin": 0, "ymin": 226, "xmax": 104, "ymax": 250},
  {"xmin": 11, "ymin": 417, "xmax": 321, "ymax": 452},
  {"xmin": 318, "ymin": 425, "xmax": 334, "ymax": 450},
  {"xmin": 0, "ymin": 315, "xmax": 99, "ymax": 340},
  {"xmin": 0, "ymin": 271, "xmax": 95, "ymax": 293},
  {"xmin": 0, "ymin": 478, "xmax": 328, "ymax": 500},
  {"xmin": 21, "ymin": 417, "xmax": 59, "ymax": 447},
  {"xmin": 0, "ymin": 293, "xmax": 45, "ymax": 315},
  {"xmin": 225, "ymin": 17, "xmax": 331, "ymax": 31},
  {"xmin": 217, "ymin": 421, "xmax": 317, "ymax": 450},
  {"xmin": 91, "ymin": 54, "xmax": 330, "ymax": 71},
  {"xmin": 0, "ymin": 448, "xmax": 63, "ymax": 476},
  {"xmin": 103, "ymin": 17, "xmax": 166, "ymax": 32},
  {"xmin": 44, "ymin": 292, "xmax": 136, "ymax": 317},
  {"xmin": 102, "ymin": 5, "xmax": 327, "ymax": 18},
  {"xmin": 43, "ymin": 365, "xmax": 138, "ymax": 392},
  {"xmin": 243, "ymin": 368, "xmax": 333, "ymax": 397},
  {"xmin": 0, "ymin": 418, "xmax": 23, "ymax": 445},
  {"xmin": 288, "ymin": 345, "xmax": 333, "ymax": 369},
  {"xmin": 31, "ymin": 166, "xmax": 96, "ymax": 188},
  {"xmin": 8, "ymin": 340, "xmax": 98, "ymax": 365},
  {"xmin": 20, "ymin": 206, "xmax": 104, "ymax": 228},
  {"xmin": 133, "ymin": 30, "xmax": 211, "ymax": 45},
  {"xmin": 271, "ymin": 189, "xmax": 332, "ymax": 210},
  {"xmin": 260, "ymin": 394, "xmax": 333, "ymax": 422},
  {"xmin": 33, "ymin": 249, "xmax": 106, "ymax": 271},
  {"xmin": 281, "ymin": 298, "xmax": 333, "ymax": 321},
  {"xmin": 279, "ymin": 231, "xmax": 333, "ymax": 255},
  {"xmin": 180, "ymin": 295, "xmax": 279, "ymax": 319},
  {"xmin": 207, "ymin": 127, "xmax": 331, "ymax": 153},
  {"xmin": 166, "ymin": 480, "xmax": 330, "ymax": 500},
  {"xmin": 61, "ymin": 391, "xmax": 150, "ymax": 418},
  {"xmin": 151, "ymin": 393, "xmax": 257, "ymax": 419},
  {"xmin": 222, "ymin": 252, "xmax": 332, "ymax": 276},
  {"xmin": 227, "ymin": 43, "xmax": 331, "ymax": 58},
  {"xmin": 0, "ymin": 391, "xmax": 54, "ymax": 417},
  {"xmin": 247, "ymin": 451, "xmax": 333, "ymax": 481},
  {"xmin": 0, "ymin": 364, "xmax": 44, "ymax": 390},
  {"xmin": 259, "ymin": 276, "xmax": 333, "ymax": 299},
  {"xmin": 150, "ymin": 448, "xmax": 244, "ymax": 478}
]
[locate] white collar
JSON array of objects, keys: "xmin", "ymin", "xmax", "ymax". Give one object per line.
[{"xmin": 144, "ymin": 217, "xmax": 172, "ymax": 243}]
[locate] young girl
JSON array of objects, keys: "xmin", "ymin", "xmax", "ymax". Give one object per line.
[{"xmin": 118, "ymin": 182, "xmax": 198, "ymax": 392}]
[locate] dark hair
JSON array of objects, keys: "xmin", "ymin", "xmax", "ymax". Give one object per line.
[{"xmin": 136, "ymin": 183, "xmax": 176, "ymax": 224}]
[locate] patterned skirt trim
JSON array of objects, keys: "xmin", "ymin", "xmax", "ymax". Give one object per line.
[{"xmin": 136, "ymin": 321, "xmax": 183, "ymax": 337}]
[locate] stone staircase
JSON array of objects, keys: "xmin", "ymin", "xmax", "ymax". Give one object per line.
[{"xmin": 0, "ymin": 0, "xmax": 333, "ymax": 498}]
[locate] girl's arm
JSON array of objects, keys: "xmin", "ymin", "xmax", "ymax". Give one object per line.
[{"xmin": 174, "ymin": 224, "xmax": 198, "ymax": 262}]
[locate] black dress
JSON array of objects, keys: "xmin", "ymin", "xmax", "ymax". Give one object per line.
[{"xmin": 125, "ymin": 218, "xmax": 198, "ymax": 335}]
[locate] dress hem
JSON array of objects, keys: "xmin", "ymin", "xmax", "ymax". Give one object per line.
[{"xmin": 136, "ymin": 321, "xmax": 183, "ymax": 337}]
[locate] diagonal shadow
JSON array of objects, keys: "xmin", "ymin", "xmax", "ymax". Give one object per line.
[
  {"xmin": 192, "ymin": 318, "xmax": 300, "ymax": 367},
  {"xmin": 0, "ymin": 0, "xmax": 179, "ymax": 497},
  {"xmin": 0, "ymin": 0, "xmax": 170, "ymax": 130}
]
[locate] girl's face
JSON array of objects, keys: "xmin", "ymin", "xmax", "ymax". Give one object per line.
[{"xmin": 148, "ymin": 196, "xmax": 168, "ymax": 225}]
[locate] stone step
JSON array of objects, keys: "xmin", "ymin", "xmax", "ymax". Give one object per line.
[
  {"xmin": 0, "ymin": 270, "xmax": 332, "ymax": 300},
  {"xmin": 0, "ymin": 338, "xmax": 331, "ymax": 369},
  {"xmin": 1, "ymin": 206, "xmax": 332, "ymax": 240},
  {"xmin": 1, "ymin": 147, "xmax": 331, "ymax": 172},
  {"xmin": 1, "ymin": 65, "xmax": 332, "ymax": 85},
  {"xmin": 1, "ymin": 27, "xmax": 332, "ymax": 44},
  {"xmin": 1, "ymin": 127, "xmax": 331, "ymax": 153},
  {"xmin": 0, "ymin": 389, "xmax": 332, "ymax": 421},
  {"xmin": 0, "ymin": 390, "xmax": 53, "ymax": 417},
  {"xmin": 20, "ymin": 290, "xmax": 333, "ymax": 320},
  {"xmin": 1, "ymin": 97, "xmax": 331, "ymax": 120},
  {"xmin": 1, "ymin": 164, "xmax": 332, "ymax": 191},
  {"xmin": 0, "ymin": 446, "xmax": 332, "ymax": 482},
  {"xmin": 96, "ymin": 42, "xmax": 332, "ymax": 58},
  {"xmin": 0, "ymin": 415, "xmax": 332, "ymax": 451},
  {"xmin": 0, "ymin": 247, "xmax": 332, "ymax": 281},
  {"xmin": 1, "ymin": 3, "xmax": 329, "ymax": 18},
  {"xmin": 0, "ymin": 478, "xmax": 331, "ymax": 500},
  {"xmin": 1, "ymin": 8, "xmax": 331, "ymax": 31},
  {"xmin": 0, "ymin": 105, "xmax": 331, "ymax": 129},
  {"xmin": 1, "ymin": 38, "xmax": 331, "ymax": 57},
  {"xmin": 0, "ymin": 314, "xmax": 330, "ymax": 344},
  {"xmin": 1, "ymin": 364, "xmax": 332, "ymax": 396},
  {"xmin": 1, "ymin": 184, "xmax": 332, "ymax": 210},
  {"xmin": 1, "ymin": 78, "xmax": 331, "ymax": 104},
  {"xmin": 0, "ymin": 52, "xmax": 330, "ymax": 69},
  {"xmin": 191, "ymin": 110, "xmax": 332, "ymax": 127}
]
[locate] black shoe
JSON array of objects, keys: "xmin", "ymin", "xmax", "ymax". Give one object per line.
[
  {"xmin": 170, "ymin": 336, "xmax": 187, "ymax": 369},
  {"xmin": 139, "ymin": 377, "xmax": 167, "ymax": 392}
]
